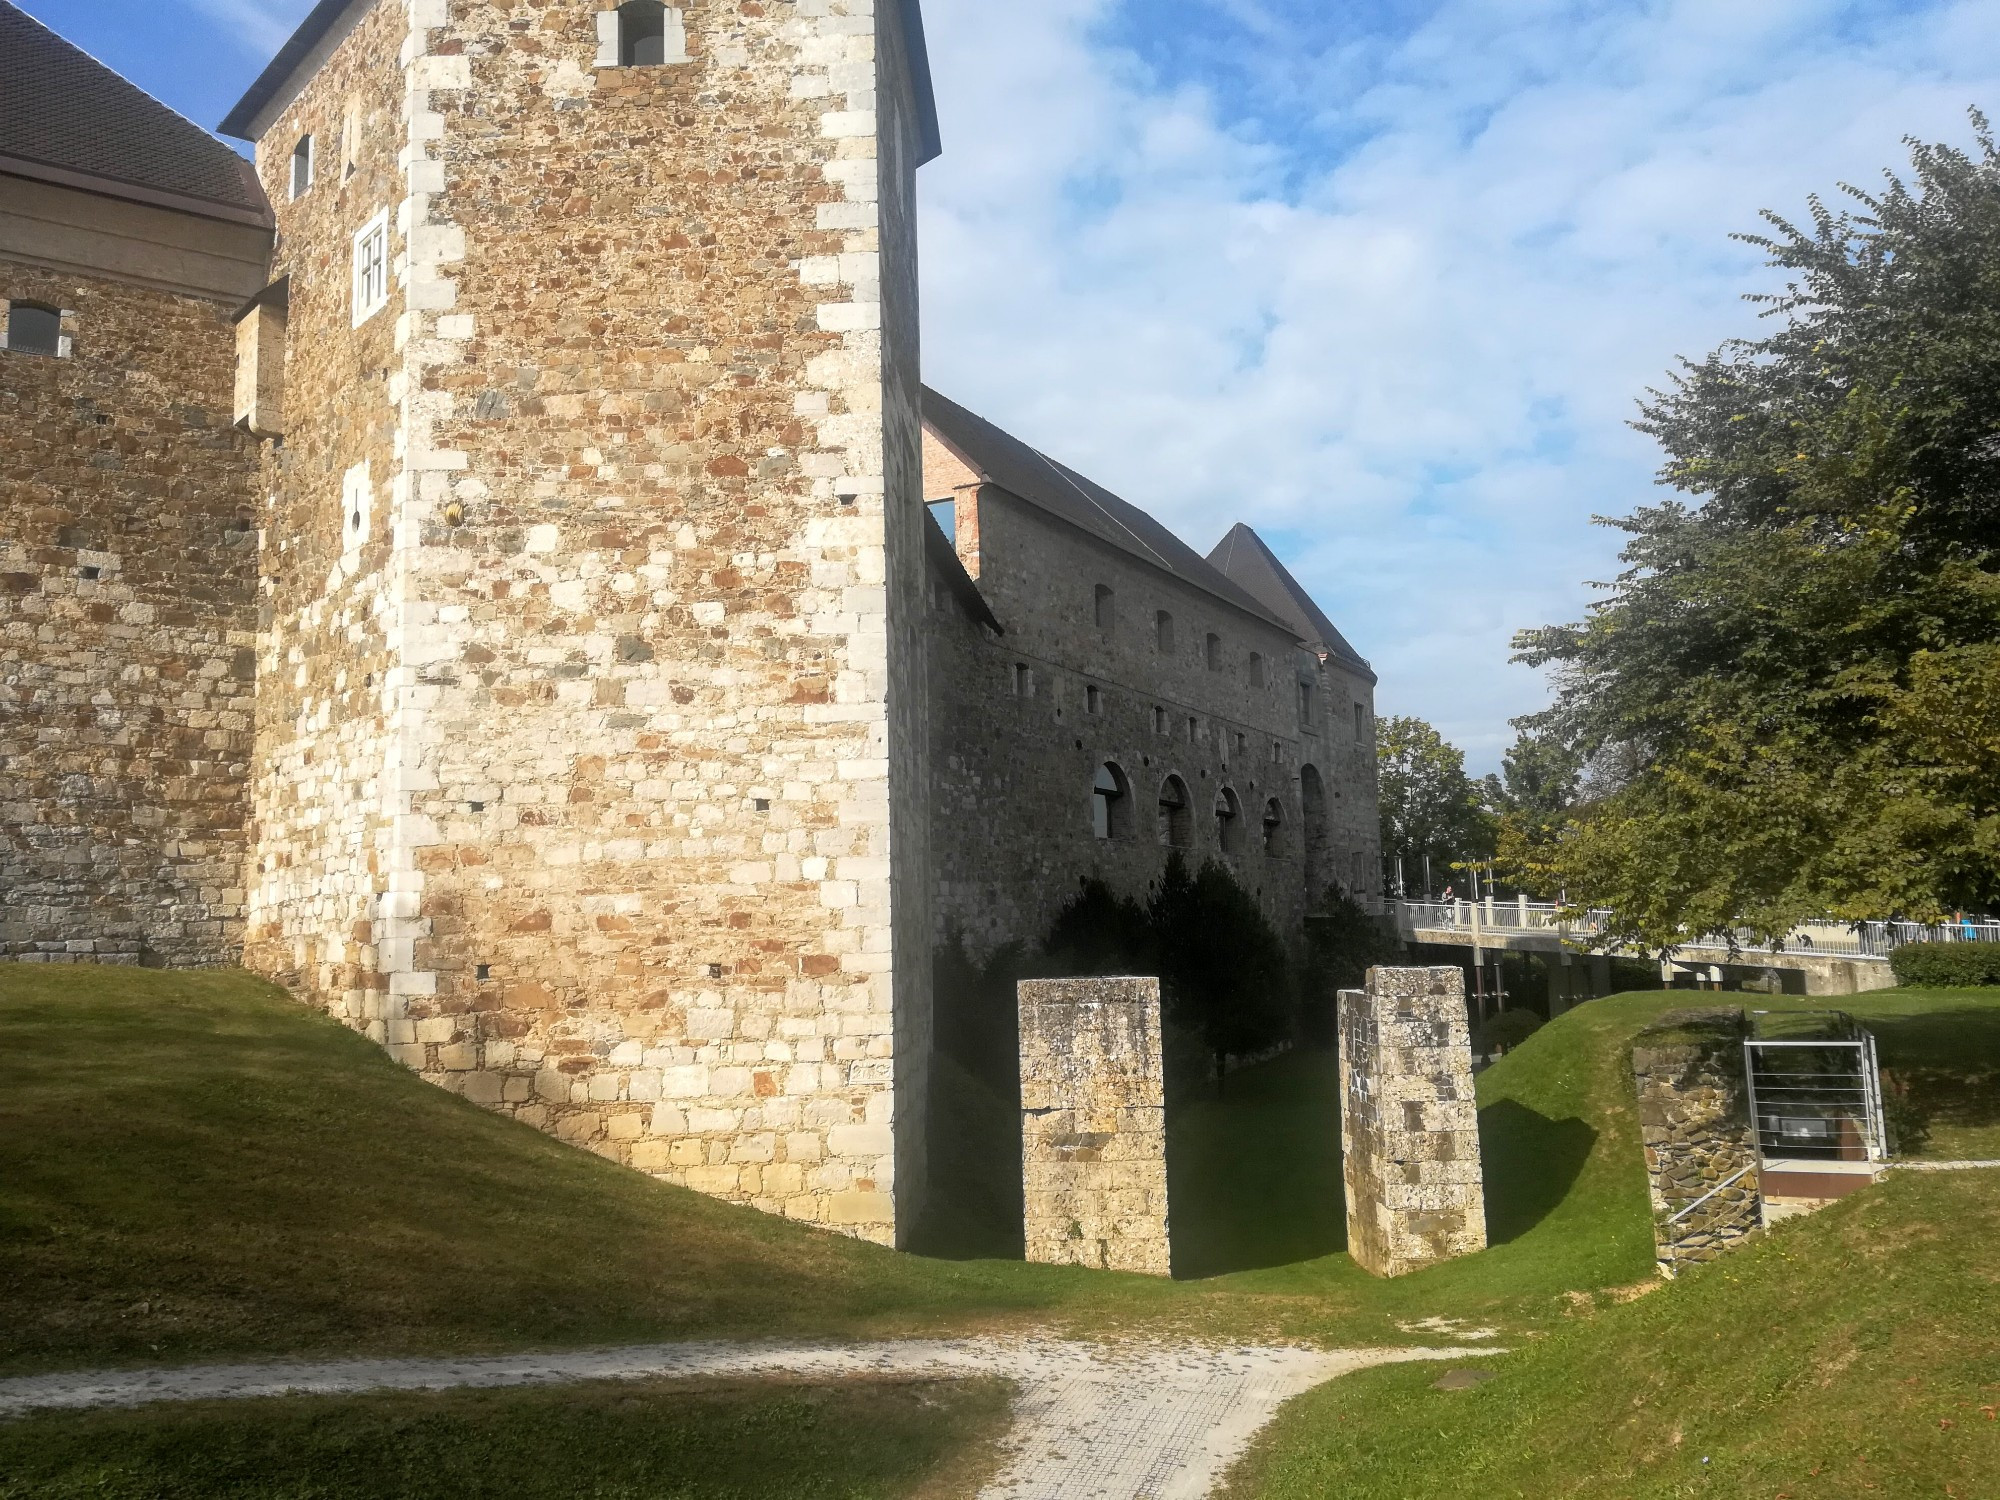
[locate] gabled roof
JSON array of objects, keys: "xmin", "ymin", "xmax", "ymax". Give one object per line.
[
  {"xmin": 921, "ymin": 387, "xmax": 1298, "ymax": 637},
  {"xmin": 221, "ymin": 0, "xmax": 941, "ymax": 163},
  {"xmin": 1207, "ymin": 523, "xmax": 1374, "ymax": 679},
  {"xmin": 0, "ymin": 1, "xmax": 269, "ymax": 224}
]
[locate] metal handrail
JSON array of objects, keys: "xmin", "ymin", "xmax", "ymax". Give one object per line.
[{"xmin": 1662, "ymin": 1163, "xmax": 1758, "ymax": 1226}]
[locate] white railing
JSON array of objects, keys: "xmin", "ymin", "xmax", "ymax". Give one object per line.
[{"xmin": 1389, "ymin": 900, "xmax": 1998, "ymax": 962}]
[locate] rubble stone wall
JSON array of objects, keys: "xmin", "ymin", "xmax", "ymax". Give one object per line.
[
  {"xmin": 922, "ymin": 477, "xmax": 1381, "ymax": 961},
  {"xmin": 1631, "ymin": 1008, "xmax": 1760, "ymax": 1275},
  {"xmin": 245, "ymin": 0, "xmax": 932, "ymax": 1246},
  {"xmin": 1338, "ymin": 965, "xmax": 1486, "ymax": 1277},
  {"xmin": 1018, "ymin": 976, "xmax": 1170, "ymax": 1275},
  {"xmin": 0, "ymin": 262, "xmax": 261, "ymax": 966}
]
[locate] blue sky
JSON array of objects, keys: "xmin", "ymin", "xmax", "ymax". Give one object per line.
[{"xmin": 21, "ymin": 0, "xmax": 2000, "ymax": 769}]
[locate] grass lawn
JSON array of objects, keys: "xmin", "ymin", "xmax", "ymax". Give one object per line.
[
  {"xmin": 1220, "ymin": 1165, "xmax": 2000, "ymax": 1499},
  {"xmin": 0, "ymin": 1377, "xmax": 1012, "ymax": 1499},
  {"xmin": 2, "ymin": 965, "xmax": 1994, "ymax": 1404}
]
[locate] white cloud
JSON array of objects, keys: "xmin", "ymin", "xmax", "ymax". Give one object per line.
[
  {"xmin": 180, "ymin": 0, "xmax": 309, "ymax": 56},
  {"xmin": 916, "ymin": 0, "xmax": 2000, "ymax": 768}
]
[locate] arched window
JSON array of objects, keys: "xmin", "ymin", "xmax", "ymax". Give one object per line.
[
  {"xmin": 1262, "ymin": 799, "xmax": 1284, "ymax": 856},
  {"xmin": 4, "ymin": 302, "xmax": 61, "ymax": 358},
  {"xmin": 1248, "ymin": 651, "xmax": 1266, "ymax": 687},
  {"xmin": 1155, "ymin": 610, "xmax": 1174, "ymax": 653},
  {"xmin": 1157, "ymin": 775, "xmax": 1191, "ymax": 849},
  {"xmin": 1092, "ymin": 763, "xmax": 1129, "ymax": 840},
  {"xmin": 1214, "ymin": 786, "xmax": 1242, "ymax": 854},
  {"xmin": 619, "ymin": 0, "xmax": 669, "ymax": 64},
  {"xmin": 1094, "ymin": 583, "xmax": 1115, "ymax": 632},
  {"xmin": 1205, "ymin": 632, "xmax": 1222, "ymax": 671}
]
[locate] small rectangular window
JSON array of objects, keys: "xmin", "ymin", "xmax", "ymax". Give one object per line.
[
  {"xmin": 341, "ymin": 102, "xmax": 362, "ymax": 179},
  {"xmin": 351, "ymin": 211, "xmax": 389, "ymax": 326},
  {"xmin": 1354, "ymin": 701, "xmax": 1368, "ymax": 737},
  {"xmin": 290, "ymin": 135, "xmax": 314, "ymax": 199},
  {"xmin": 1086, "ymin": 684, "xmax": 1102, "ymax": 715},
  {"xmin": 1187, "ymin": 715, "xmax": 1199, "ymax": 743},
  {"xmin": 1013, "ymin": 663, "xmax": 1032, "ymax": 697},
  {"xmin": 1153, "ymin": 706, "xmax": 1167, "ymax": 735},
  {"xmin": 1249, "ymin": 651, "xmax": 1266, "ymax": 687},
  {"xmin": 1205, "ymin": 632, "xmax": 1222, "ymax": 671},
  {"xmin": 1094, "ymin": 584, "xmax": 1115, "ymax": 632},
  {"xmin": 1155, "ymin": 610, "xmax": 1174, "ymax": 653},
  {"xmin": 620, "ymin": 0, "xmax": 668, "ymax": 64},
  {"xmin": 4, "ymin": 303, "xmax": 63, "ymax": 357},
  {"xmin": 1298, "ymin": 682, "xmax": 1316, "ymax": 729},
  {"xmin": 926, "ymin": 499, "xmax": 956, "ymax": 544}
]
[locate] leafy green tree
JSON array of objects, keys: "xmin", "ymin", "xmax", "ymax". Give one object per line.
[
  {"xmin": 1149, "ymin": 854, "xmax": 1294, "ymax": 1087},
  {"xmin": 1485, "ymin": 725, "xmax": 1585, "ymax": 899},
  {"xmin": 1376, "ymin": 715, "xmax": 1496, "ymax": 887},
  {"xmin": 1516, "ymin": 119, "xmax": 2000, "ymax": 943}
]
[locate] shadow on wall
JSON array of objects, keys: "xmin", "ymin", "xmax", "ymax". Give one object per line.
[{"xmin": 1478, "ymin": 1098, "xmax": 1597, "ymax": 1246}]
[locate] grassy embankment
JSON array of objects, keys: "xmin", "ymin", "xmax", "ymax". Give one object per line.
[{"xmin": 1, "ymin": 967, "xmax": 1994, "ymax": 1496}]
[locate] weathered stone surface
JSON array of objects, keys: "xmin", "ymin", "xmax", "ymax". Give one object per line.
[
  {"xmin": 239, "ymin": 0, "xmax": 934, "ymax": 1246},
  {"xmin": 0, "ymin": 264, "xmax": 260, "ymax": 967},
  {"xmin": 1339, "ymin": 965, "xmax": 1486, "ymax": 1277},
  {"xmin": 1631, "ymin": 1008, "xmax": 1759, "ymax": 1276},
  {"xmin": 1019, "ymin": 977, "xmax": 1170, "ymax": 1276}
]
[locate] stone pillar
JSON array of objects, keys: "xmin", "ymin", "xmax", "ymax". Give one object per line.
[
  {"xmin": 1338, "ymin": 966, "xmax": 1486, "ymax": 1278},
  {"xmin": 1631, "ymin": 1008, "xmax": 1759, "ymax": 1276},
  {"xmin": 1018, "ymin": 977, "xmax": 1170, "ymax": 1276},
  {"xmin": 1589, "ymin": 953, "xmax": 1612, "ymax": 997}
]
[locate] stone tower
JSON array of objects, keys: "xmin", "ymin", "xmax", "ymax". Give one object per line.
[{"xmin": 221, "ymin": 0, "xmax": 941, "ymax": 1246}]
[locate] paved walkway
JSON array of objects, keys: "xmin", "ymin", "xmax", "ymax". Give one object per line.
[{"xmin": 0, "ymin": 1339, "xmax": 1487, "ymax": 1499}]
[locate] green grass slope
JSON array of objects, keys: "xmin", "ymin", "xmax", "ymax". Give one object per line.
[
  {"xmin": 0, "ymin": 1378, "xmax": 1012, "ymax": 1500},
  {"xmin": 1222, "ymin": 1166, "xmax": 2000, "ymax": 1499},
  {"xmin": 3, "ymin": 966, "xmax": 1993, "ymax": 1381}
]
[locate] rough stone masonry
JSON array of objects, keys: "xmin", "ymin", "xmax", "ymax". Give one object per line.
[
  {"xmin": 1631, "ymin": 1008, "xmax": 1760, "ymax": 1276},
  {"xmin": 1018, "ymin": 977, "xmax": 1171, "ymax": 1276},
  {"xmin": 1339, "ymin": 965, "xmax": 1486, "ymax": 1277}
]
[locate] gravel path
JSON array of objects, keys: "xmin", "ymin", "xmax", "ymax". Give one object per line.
[{"xmin": 0, "ymin": 1339, "xmax": 1487, "ymax": 1498}]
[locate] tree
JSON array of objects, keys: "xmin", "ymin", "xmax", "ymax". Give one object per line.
[
  {"xmin": 1376, "ymin": 715, "xmax": 1495, "ymax": 891},
  {"xmin": 1148, "ymin": 854, "xmax": 1293, "ymax": 1088},
  {"xmin": 1515, "ymin": 118, "xmax": 2000, "ymax": 944},
  {"xmin": 1485, "ymin": 724, "xmax": 1585, "ymax": 899}
]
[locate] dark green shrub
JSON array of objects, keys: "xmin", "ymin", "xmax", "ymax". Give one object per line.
[
  {"xmin": 1889, "ymin": 940, "xmax": 2000, "ymax": 987},
  {"xmin": 1300, "ymin": 888, "xmax": 1403, "ymax": 1043},
  {"xmin": 1148, "ymin": 854, "xmax": 1295, "ymax": 1088}
]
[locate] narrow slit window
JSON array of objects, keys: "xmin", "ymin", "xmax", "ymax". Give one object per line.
[
  {"xmin": 1155, "ymin": 610, "xmax": 1174, "ymax": 653},
  {"xmin": 619, "ymin": 0, "xmax": 668, "ymax": 65},
  {"xmin": 290, "ymin": 135, "xmax": 314, "ymax": 199},
  {"xmin": 1094, "ymin": 584, "xmax": 1115, "ymax": 632},
  {"xmin": 1086, "ymin": 684, "xmax": 1102, "ymax": 715},
  {"xmin": 1354, "ymin": 701, "xmax": 1368, "ymax": 738},
  {"xmin": 1249, "ymin": 651, "xmax": 1266, "ymax": 687},
  {"xmin": 1013, "ymin": 662, "xmax": 1032, "ymax": 697},
  {"xmin": 1205, "ymin": 632, "xmax": 1222, "ymax": 671}
]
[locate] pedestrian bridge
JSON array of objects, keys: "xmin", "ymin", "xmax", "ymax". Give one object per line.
[{"xmin": 1389, "ymin": 899, "xmax": 1998, "ymax": 999}]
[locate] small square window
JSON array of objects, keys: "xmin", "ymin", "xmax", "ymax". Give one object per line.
[
  {"xmin": 476, "ymin": 963, "xmax": 492, "ymax": 981},
  {"xmin": 351, "ymin": 210, "xmax": 390, "ymax": 326},
  {"xmin": 4, "ymin": 302, "xmax": 62, "ymax": 357}
]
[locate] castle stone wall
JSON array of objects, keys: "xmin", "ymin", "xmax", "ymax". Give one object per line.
[
  {"xmin": 0, "ymin": 262, "xmax": 261, "ymax": 967},
  {"xmin": 1338, "ymin": 965, "xmax": 1486, "ymax": 1277},
  {"xmin": 244, "ymin": 0, "xmax": 932, "ymax": 1245},
  {"xmin": 1632, "ymin": 1009, "xmax": 1759, "ymax": 1275},
  {"xmin": 1018, "ymin": 976, "xmax": 1170, "ymax": 1275},
  {"xmin": 924, "ymin": 479, "xmax": 1381, "ymax": 962}
]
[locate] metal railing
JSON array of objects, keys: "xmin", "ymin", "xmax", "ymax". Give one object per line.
[
  {"xmin": 1389, "ymin": 900, "xmax": 1997, "ymax": 962},
  {"xmin": 1745, "ymin": 1032, "xmax": 1887, "ymax": 1163}
]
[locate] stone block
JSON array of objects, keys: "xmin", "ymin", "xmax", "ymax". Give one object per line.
[
  {"xmin": 1340, "ymin": 966, "xmax": 1487, "ymax": 1277},
  {"xmin": 1018, "ymin": 977, "xmax": 1169, "ymax": 1276}
]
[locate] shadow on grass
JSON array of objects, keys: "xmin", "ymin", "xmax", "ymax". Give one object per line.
[
  {"xmin": 1167, "ymin": 1049, "xmax": 1345, "ymax": 1280},
  {"xmin": 1861, "ymin": 1005, "xmax": 2000, "ymax": 1158},
  {"xmin": 1478, "ymin": 1099, "xmax": 1597, "ymax": 1246}
]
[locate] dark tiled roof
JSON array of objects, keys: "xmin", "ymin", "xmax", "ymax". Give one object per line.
[
  {"xmin": 0, "ymin": 1, "xmax": 268, "ymax": 220},
  {"xmin": 922, "ymin": 387, "xmax": 1297, "ymax": 637},
  {"xmin": 222, "ymin": 0, "xmax": 941, "ymax": 161},
  {"xmin": 1207, "ymin": 522, "xmax": 1374, "ymax": 679}
]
